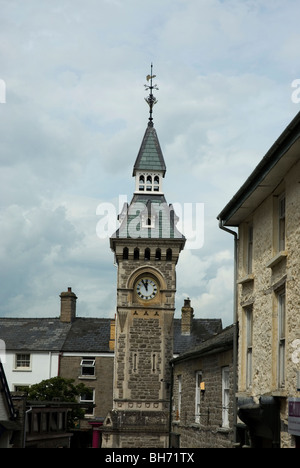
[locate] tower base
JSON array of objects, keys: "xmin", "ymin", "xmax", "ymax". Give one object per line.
[{"xmin": 101, "ymin": 410, "xmax": 169, "ymax": 448}]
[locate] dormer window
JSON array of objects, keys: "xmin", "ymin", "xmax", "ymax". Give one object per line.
[{"xmin": 142, "ymin": 214, "xmax": 155, "ymax": 228}]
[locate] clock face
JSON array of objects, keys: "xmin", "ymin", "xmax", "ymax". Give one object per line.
[{"xmin": 136, "ymin": 278, "xmax": 158, "ymax": 300}]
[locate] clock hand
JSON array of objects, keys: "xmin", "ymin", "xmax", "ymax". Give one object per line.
[{"xmin": 142, "ymin": 279, "xmax": 148, "ymax": 291}]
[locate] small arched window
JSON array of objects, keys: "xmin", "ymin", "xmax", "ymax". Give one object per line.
[
  {"xmin": 154, "ymin": 175, "xmax": 159, "ymax": 192},
  {"xmin": 144, "ymin": 248, "xmax": 150, "ymax": 260},
  {"xmin": 155, "ymin": 248, "xmax": 161, "ymax": 260},
  {"xmin": 123, "ymin": 247, "xmax": 129, "ymax": 260},
  {"xmin": 166, "ymin": 248, "xmax": 172, "ymax": 261},
  {"xmin": 146, "ymin": 175, "xmax": 152, "ymax": 191},
  {"xmin": 134, "ymin": 248, "xmax": 139, "ymax": 260},
  {"xmin": 139, "ymin": 175, "xmax": 145, "ymax": 191}
]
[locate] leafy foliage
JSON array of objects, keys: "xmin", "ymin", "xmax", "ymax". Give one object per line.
[{"xmin": 20, "ymin": 376, "xmax": 92, "ymax": 428}]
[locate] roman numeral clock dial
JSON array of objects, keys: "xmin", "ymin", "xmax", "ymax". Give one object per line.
[{"xmin": 136, "ymin": 278, "xmax": 157, "ymax": 300}]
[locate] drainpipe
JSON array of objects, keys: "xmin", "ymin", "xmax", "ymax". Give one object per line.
[
  {"xmin": 23, "ymin": 406, "xmax": 32, "ymax": 448},
  {"xmin": 218, "ymin": 219, "xmax": 238, "ymax": 445}
]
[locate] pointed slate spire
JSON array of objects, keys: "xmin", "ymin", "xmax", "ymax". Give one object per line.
[
  {"xmin": 110, "ymin": 67, "xmax": 185, "ymax": 245},
  {"xmin": 132, "ymin": 123, "xmax": 166, "ymax": 177}
]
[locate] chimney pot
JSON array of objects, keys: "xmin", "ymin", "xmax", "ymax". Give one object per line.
[
  {"xmin": 181, "ymin": 298, "xmax": 194, "ymax": 336},
  {"xmin": 60, "ymin": 287, "xmax": 77, "ymax": 323}
]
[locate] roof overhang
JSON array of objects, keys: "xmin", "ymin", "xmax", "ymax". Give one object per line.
[{"xmin": 217, "ymin": 112, "xmax": 300, "ymax": 227}]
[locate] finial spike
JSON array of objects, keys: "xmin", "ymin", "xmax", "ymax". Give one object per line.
[{"xmin": 144, "ymin": 64, "xmax": 158, "ymax": 123}]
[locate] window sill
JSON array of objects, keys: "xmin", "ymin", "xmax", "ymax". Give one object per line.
[
  {"xmin": 217, "ymin": 427, "xmax": 231, "ymax": 434},
  {"xmin": 13, "ymin": 368, "xmax": 32, "ymax": 372},
  {"xmin": 266, "ymin": 251, "xmax": 287, "ymax": 269},
  {"xmin": 272, "ymin": 389, "xmax": 287, "ymax": 397},
  {"xmin": 78, "ymin": 375, "xmax": 96, "ymax": 380},
  {"xmin": 237, "ymin": 274, "xmax": 254, "ymax": 285}
]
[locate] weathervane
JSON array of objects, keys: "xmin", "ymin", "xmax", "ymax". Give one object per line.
[{"xmin": 144, "ymin": 63, "xmax": 158, "ymax": 124}]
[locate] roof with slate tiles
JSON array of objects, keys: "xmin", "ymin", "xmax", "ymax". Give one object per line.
[
  {"xmin": 132, "ymin": 122, "xmax": 166, "ymax": 176},
  {"xmin": 61, "ymin": 318, "xmax": 112, "ymax": 353},
  {"xmin": 0, "ymin": 317, "xmax": 113, "ymax": 353},
  {"xmin": 0, "ymin": 316, "xmax": 222, "ymax": 356},
  {"xmin": 0, "ymin": 318, "xmax": 72, "ymax": 351},
  {"xmin": 172, "ymin": 324, "xmax": 233, "ymax": 362},
  {"xmin": 111, "ymin": 195, "xmax": 185, "ymax": 241},
  {"xmin": 173, "ymin": 318, "xmax": 223, "ymax": 355}
]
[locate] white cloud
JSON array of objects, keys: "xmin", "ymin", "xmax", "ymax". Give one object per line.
[{"xmin": 0, "ymin": 0, "xmax": 299, "ymax": 326}]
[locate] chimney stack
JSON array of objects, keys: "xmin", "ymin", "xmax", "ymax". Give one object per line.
[
  {"xmin": 60, "ymin": 287, "xmax": 77, "ymax": 323},
  {"xmin": 181, "ymin": 297, "xmax": 194, "ymax": 336}
]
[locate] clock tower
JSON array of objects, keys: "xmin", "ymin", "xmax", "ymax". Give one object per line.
[{"xmin": 103, "ymin": 68, "xmax": 185, "ymax": 448}]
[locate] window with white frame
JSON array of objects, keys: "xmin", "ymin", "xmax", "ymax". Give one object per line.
[
  {"xmin": 195, "ymin": 371, "xmax": 202, "ymax": 424},
  {"xmin": 277, "ymin": 289, "xmax": 286, "ymax": 388},
  {"xmin": 80, "ymin": 388, "xmax": 95, "ymax": 417},
  {"xmin": 80, "ymin": 357, "xmax": 95, "ymax": 377},
  {"xmin": 139, "ymin": 174, "xmax": 145, "ymax": 191},
  {"xmin": 136, "ymin": 172, "xmax": 162, "ymax": 193},
  {"xmin": 153, "ymin": 175, "xmax": 160, "ymax": 191},
  {"xmin": 142, "ymin": 214, "xmax": 155, "ymax": 228},
  {"xmin": 15, "ymin": 353, "xmax": 31, "ymax": 370},
  {"xmin": 14, "ymin": 384, "xmax": 30, "ymax": 391},
  {"xmin": 222, "ymin": 367, "xmax": 230, "ymax": 428}
]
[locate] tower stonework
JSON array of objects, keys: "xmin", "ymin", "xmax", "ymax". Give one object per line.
[{"xmin": 102, "ymin": 71, "xmax": 185, "ymax": 448}]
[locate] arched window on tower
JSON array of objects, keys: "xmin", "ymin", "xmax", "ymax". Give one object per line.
[
  {"xmin": 123, "ymin": 247, "xmax": 129, "ymax": 260},
  {"xmin": 166, "ymin": 248, "xmax": 172, "ymax": 261},
  {"xmin": 134, "ymin": 248, "xmax": 139, "ymax": 260},
  {"xmin": 146, "ymin": 175, "xmax": 152, "ymax": 191},
  {"xmin": 139, "ymin": 175, "xmax": 145, "ymax": 191},
  {"xmin": 154, "ymin": 175, "xmax": 159, "ymax": 192},
  {"xmin": 144, "ymin": 248, "xmax": 150, "ymax": 261},
  {"xmin": 155, "ymin": 248, "xmax": 161, "ymax": 260}
]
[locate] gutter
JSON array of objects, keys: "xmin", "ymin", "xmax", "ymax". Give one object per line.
[{"xmin": 218, "ymin": 219, "xmax": 238, "ymax": 445}]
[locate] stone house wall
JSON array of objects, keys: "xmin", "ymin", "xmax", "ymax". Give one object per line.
[
  {"xmin": 237, "ymin": 158, "xmax": 300, "ymax": 448},
  {"xmin": 171, "ymin": 338, "xmax": 234, "ymax": 448}
]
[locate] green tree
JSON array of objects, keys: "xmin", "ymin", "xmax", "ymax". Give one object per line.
[{"xmin": 20, "ymin": 376, "xmax": 92, "ymax": 428}]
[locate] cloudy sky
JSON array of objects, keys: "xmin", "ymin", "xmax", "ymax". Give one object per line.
[{"xmin": 1, "ymin": 0, "xmax": 300, "ymax": 327}]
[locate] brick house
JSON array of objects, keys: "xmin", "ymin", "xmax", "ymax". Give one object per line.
[{"xmin": 218, "ymin": 111, "xmax": 300, "ymax": 448}]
